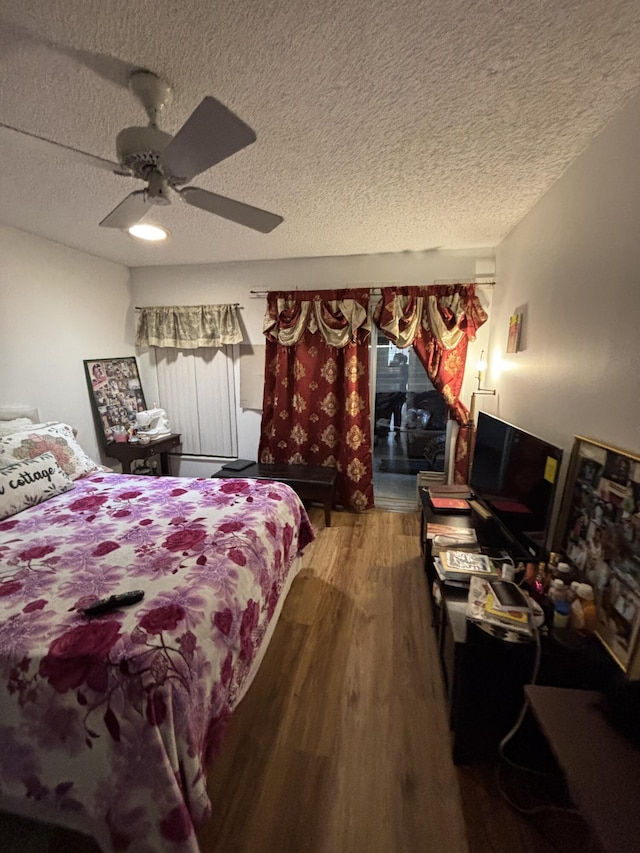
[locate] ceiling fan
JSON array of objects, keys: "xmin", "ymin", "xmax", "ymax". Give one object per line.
[{"xmin": 1, "ymin": 69, "xmax": 283, "ymax": 234}]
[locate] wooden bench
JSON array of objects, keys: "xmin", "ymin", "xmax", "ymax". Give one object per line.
[{"xmin": 212, "ymin": 462, "xmax": 338, "ymax": 526}]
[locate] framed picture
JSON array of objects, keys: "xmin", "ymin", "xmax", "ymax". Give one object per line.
[
  {"xmin": 84, "ymin": 357, "xmax": 147, "ymax": 446},
  {"xmin": 506, "ymin": 312, "xmax": 522, "ymax": 353},
  {"xmin": 555, "ymin": 436, "xmax": 640, "ymax": 675}
]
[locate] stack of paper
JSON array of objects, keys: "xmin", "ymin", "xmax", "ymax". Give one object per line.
[
  {"xmin": 431, "ymin": 527, "xmax": 478, "ymax": 551},
  {"xmin": 439, "ymin": 550, "xmax": 495, "ymax": 581},
  {"xmin": 427, "ymin": 484, "xmax": 474, "ymax": 500},
  {"xmin": 484, "ymin": 592, "xmax": 530, "ymax": 628},
  {"xmin": 466, "ymin": 576, "xmax": 534, "ymax": 636}
]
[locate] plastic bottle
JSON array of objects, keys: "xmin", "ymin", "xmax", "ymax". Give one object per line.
[
  {"xmin": 567, "ymin": 581, "xmax": 581, "ymax": 604},
  {"xmin": 534, "ymin": 561, "xmax": 549, "ymax": 595},
  {"xmin": 553, "ymin": 561, "xmax": 574, "ymax": 586},
  {"xmin": 553, "ymin": 598, "xmax": 571, "ymax": 629},
  {"xmin": 571, "ymin": 583, "xmax": 597, "ymax": 634},
  {"xmin": 548, "ymin": 578, "xmax": 567, "ymax": 605},
  {"xmin": 548, "ymin": 552, "xmax": 561, "ymax": 573}
]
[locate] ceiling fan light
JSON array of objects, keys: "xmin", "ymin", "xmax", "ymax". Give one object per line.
[{"xmin": 127, "ymin": 223, "xmax": 169, "ymax": 242}]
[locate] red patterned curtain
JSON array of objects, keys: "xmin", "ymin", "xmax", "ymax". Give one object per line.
[
  {"xmin": 373, "ymin": 285, "xmax": 487, "ymax": 483},
  {"xmin": 259, "ymin": 289, "xmax": 374, "ymax": 511}
]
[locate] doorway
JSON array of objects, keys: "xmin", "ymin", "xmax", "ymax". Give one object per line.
[{"xmin": 372, "ymin": 330, "xmax": 448, "ymax": 510}]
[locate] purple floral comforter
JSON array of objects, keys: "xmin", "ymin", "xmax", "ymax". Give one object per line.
[{"xmin": 0, "ymin": 473, "xmax": 314, "ymax": 851}]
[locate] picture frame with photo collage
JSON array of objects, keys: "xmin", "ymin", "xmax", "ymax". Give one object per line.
[
  {"xmin": 83, "ymin": 357, "xmax": 147, "ymax": 446},
  {"xmin": 555, "ymin": 436, "xmax": 640, "ymax": 675}
]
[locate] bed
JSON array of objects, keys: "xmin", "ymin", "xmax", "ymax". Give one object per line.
[{"xmin": 0, "ymin": 411, "xmax": 315, "ymax": 852}]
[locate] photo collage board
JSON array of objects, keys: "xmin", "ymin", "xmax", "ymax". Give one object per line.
[
  {"xmin": 84, "ymin": 357, "xmax": 148, "ymax": 445},
  {"xmin": 556, "ymin": 436, "xmax": 640, "ymax": 675}
]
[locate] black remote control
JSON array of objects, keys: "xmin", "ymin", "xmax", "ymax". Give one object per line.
[{"xmin": 83, "ymin": 590, "xmax": 145, "ymax": 618}]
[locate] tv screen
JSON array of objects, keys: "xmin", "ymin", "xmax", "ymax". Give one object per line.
[{"xmin": 470, "ymin": 412, "xmax": 563, "ymax": 558}]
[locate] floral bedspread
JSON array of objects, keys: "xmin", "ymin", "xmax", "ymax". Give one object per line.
[{"xmin": 0, "ymin": 473, "xmax": 314, "ymax": 852}]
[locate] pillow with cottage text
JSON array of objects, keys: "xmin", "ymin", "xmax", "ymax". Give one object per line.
[
  {"xmin": 0, "ymin": 422, "xmax": 101, "ymax": 480},
  {"xmin": 0, "ymin": 451, "xmax": 75, "ymax": 520}
]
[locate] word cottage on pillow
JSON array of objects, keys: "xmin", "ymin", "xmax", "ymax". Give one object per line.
[{"xmin": 0, "ymin": 451, "xmax": 75, "ymax": 520}]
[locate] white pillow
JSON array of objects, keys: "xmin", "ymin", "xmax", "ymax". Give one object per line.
[
  {"xmin": 0, "ymin": 451, "xmax": 74, "ymax": 520},
  {"xmin": 0, "ymin": 418, "xmax": 36, "ymax": 436},
  {"xmin": 0, "ymin": 422, "xmax": 100, "ymax": 480}
]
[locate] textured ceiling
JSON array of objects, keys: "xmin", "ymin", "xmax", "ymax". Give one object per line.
[{"xmin": 1, "ymin": 0, "xmax": 640, "ymax": 267}]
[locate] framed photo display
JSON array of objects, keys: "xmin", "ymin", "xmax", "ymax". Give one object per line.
[
  {"xmin": 506, "ymin": 312, "xmax": 522, "ymax": 354},
  {"xmin": 84, "ymin": 357, "xmax": 147, "ymax": 446},
  {"xmin": 555, "ymin": 436, "xmax": 640, "ymax": 675}
]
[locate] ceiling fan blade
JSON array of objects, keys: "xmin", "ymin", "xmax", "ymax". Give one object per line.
[
  {"xmin": 0, "ymin": 122, "xmax": 123, "ymax": 174},
  {"xmin": 180, "ymin": 186, "xmax": 283, "ymax": 233},
  {"xmin": 0, "ymin": 16, "xmax": 136, "ymax": 90},
  {"xmin": 160, "ymin": 97, "xmax": 256, "ymax": 184},
  {"xmin": 99, "ymin": 191, "xmax": 153, "ymax": 229}
]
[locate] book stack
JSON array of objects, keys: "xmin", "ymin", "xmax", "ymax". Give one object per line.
[
  {"xmin": 431, "ymin": 526, "xmax": 479, "ymax": 552},
  {"xmin": 438, "ymin": 549, "xmax": 496, "ymax": 583},
  {"xmin": 427, "ymin": 484, "xmax": 474, "ymax": 500},
  {"xmin": 426, "ymin": 484, "xmax": 474, "ymax": 513}
]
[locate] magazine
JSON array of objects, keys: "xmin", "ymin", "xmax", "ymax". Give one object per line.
[
  {"xmin": 428, "ymin": 524, "xmax": 479, "ymax": 552},
  {"xmin": 484, "ymin": 592, "xmax": 530, "ymax": 627},
  {"xmin": 440, "ymin": 550, "xmax": 493, "ymax": 576},
  {"xmin": 433, "ymin": 557, "xmax": 473, "ymax": 590},
  {"xmin": 430, "ymin": 497, "xmax": 471, "ymax": 512},
  {"xmin": 432, "ymin": 533, "xmax": 480, "ymax": 552},
  {"xmin": 467, "ymin": 576, "xmax": 533, "ymax": 636},
  {"xmin": 427, "ymin": 523, "xmax": 476, "ymax": 540}
]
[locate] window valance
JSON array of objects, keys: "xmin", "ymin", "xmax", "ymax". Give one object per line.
[
  {"xmin": 262, "ymin": 289, "xmax": 371, "ymax": 348},
  {"xmin": 372, "ymin": 284, "xmax": 488, "ymax": 484},
  {"xmin": 372, "ymin": 285, "xmax": 487, "ymax": 349},
  {"xmin": 136, "ymin": 304, "xmax": 243, "ymax": 349}
]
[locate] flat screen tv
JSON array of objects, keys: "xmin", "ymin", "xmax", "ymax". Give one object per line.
[{"xmin": 470, "ymin": 412, "xmax": 563, "ymax": 559}]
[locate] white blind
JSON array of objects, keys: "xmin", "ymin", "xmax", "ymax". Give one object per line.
[{"xmin": 154, "ymin": 346, "xmax": 238, "ymax": 457}]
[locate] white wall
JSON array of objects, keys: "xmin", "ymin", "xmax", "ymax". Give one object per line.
[
  {"xmin": 0, "ymin": 226, "xmax": 133, "ymax": 464},
  {"xmin": 0, "ymin": 225, "xmax": 493, "ymax": 478},
  {"xmin": 491, "ymin": 88, "xmax": 640, "ymax": 527},
  {"xmin": 7, "ymin": 73, "xmax": 640, "ymax": 499},
  {"xmin": 131, "ymin": 249, "xmax": 494, "ymax": 473}
]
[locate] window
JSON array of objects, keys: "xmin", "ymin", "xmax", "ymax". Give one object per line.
[{"xmin": 154, "ymin": 346, "xmax": 238, "ymax": 457}]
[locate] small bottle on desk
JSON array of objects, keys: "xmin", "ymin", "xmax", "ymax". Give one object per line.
[
  {"xmin": 553, "ymin": 598, "xmax": 571, "ymax": 629},
  {"xmin": 553, "ymin": 561, "xmax": 575, "ymax": 586},
  {"xmin": 549, "ymin": 578, "xmax": 567, "ymax": 604},
  {"xmin": 533, "ymin": 561, "xmax": 549, "ymax": 595},
  {"xmin": 570, "ymin": 583, "xmax": 597, "ymax": 633}
]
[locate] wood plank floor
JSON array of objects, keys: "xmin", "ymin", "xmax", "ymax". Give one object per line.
[
  {"xmin": 200, "ymin": 507, "xmax": 468, "ymax": 853},
  {"xmin": 1, "ymin": 506, "xmax": 593, "ymax": 852},
  {"xmin": 200, "ymin": 507, "xmax": 596, "ymax": 853}
]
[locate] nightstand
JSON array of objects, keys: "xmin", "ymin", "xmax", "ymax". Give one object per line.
[{"xmin": 106, "ymin": 433, "xmax": 181, "ymax": 475}]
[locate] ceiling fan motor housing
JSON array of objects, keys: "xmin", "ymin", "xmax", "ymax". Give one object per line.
[
  {"xmin": 129, "ymin": 70, "xmax": 173, "ymax": 123},
  {"xmin": 116, "ymin": 126, "xmax": 173, "ymax": 180},
  {"xmin": 146, "ymin": 170, "xmax": 171, "ymax": 205}
]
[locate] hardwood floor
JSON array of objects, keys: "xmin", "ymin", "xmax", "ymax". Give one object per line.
[
  {"xmin": 1, "ymin": 506, "xmax": 591, "ymax": 852},
  {"xmin": 200, "ymin": 507, "xmax": 595, "ymax": 853}
]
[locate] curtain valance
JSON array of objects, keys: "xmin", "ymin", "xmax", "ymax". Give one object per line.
[
  {"xmin": 372, "ymin": 285, "xmax": 487, "ymax": 350},
  {"xmin": 136, "ymin": 304, "xmax": 243, "ymax": 349},
  {"xmin": 262, "ymin": 289, "xmax": 371, "ymax": 348},
  {"xmin": 372, "ymin": 284, "xmax": 488, "ymax": 484}
]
